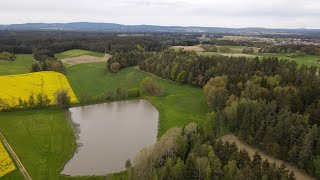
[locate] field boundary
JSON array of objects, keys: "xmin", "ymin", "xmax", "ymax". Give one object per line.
[{"xmin": 0, "ymin": 131, "xmax": 32, "ymax": 180}]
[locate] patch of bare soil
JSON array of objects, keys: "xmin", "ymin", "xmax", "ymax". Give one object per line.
[
  {"xmin": 173, "ymin": 46, "xmax": 205, "ymax": 52},
  {"xmin": 219, "ymin": 134, "xmax": 315, "ymax": 180},
  {"xmin": 221, "ymin": 53, "xmax": 257, "ymax": 58},
  {"xmin": 61, "ymin": 54, "xmax": 111, "ymax": 66}
]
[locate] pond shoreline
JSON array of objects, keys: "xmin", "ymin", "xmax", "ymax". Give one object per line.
[{"xmin": 61, "ymin": 99, "xmax": 159, "ymax": 176}]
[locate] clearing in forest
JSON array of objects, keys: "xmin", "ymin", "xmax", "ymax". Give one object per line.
[
  {"xmin": 61, "ymin": 54, "xmax": 111, "ymax": 66},
  {"xmin": 0, "ymin": 71, "xmax": 78, "ymax": 107}
]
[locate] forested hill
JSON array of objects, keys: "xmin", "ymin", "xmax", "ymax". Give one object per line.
[{"xmin": 1, "ymin": 22, "xmax": 320, "ymax": 34}]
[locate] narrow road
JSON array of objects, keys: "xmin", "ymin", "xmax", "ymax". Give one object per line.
[
  {"xmin": 0, "ymin": 131, "xmax": 32, "ymax": 180},
  {"xmin": 219, "ymin": 134, "xmax": 315, "ymax": 180}
]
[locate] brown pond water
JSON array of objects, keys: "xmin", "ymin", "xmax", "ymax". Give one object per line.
[{"xmin": 61, "ymin": 100, "xmax": 159, "ymax": 176}]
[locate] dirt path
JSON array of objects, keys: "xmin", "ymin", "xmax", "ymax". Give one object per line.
[
  {"xmin": 0, "ymin": 131, "xmax": 32, "ymax": 180},
  {"xmin": 219, "ymin": 134, "xmax": 315, "ymax": 180}
]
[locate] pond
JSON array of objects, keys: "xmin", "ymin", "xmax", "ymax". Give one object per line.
[{"xmin": 61, "ymin": 99, "xmax": 159, "ymax": 176}]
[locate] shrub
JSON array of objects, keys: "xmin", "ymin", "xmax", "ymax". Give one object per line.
[
  {"xmin": 36, "ymin": 93, "xmax": 51, "ymax": 108},
  {"xmin": 219, "ymin": 47, "xmax": 231, "ymax": 53},
  {"xmin": 140, "ymin": 77, "xmax": 164, "ymax": 96},
  {"xmin": 0, "ymin": 52, "xmax": 16, "ymax": 61},
  {"xmin": 55, "ymin": 89, "xmax": 71, "ymax": 109},
  {"xmin": 116, "ymin": 88, "xmax": 128, "ymax": 99},
  {"xmin": 33, "ymin": 49, "xmax": 55, "ymax": 62},
  {"xmin": 242, "ymin": 47, "xmax": 254, "ymax": 54},
  {"xmin": 201, "ymin": 45, "xmax": 218, "ymax": 52},
  {"xmin": 110, "ymin": 62, "xmax": 121, "ymax": 73},
  {"xmin": 176, "ymin": 71, "xmax": 187, "ymax": 83},
  {"xmin": 40, "ymin": 60, "xmax": 65, "ymax": 73},
  {"xmin": 31, "ymin": 63, "xmax": 41, "ymax": 72},
  {"xmin": 128, "ymin": 88, "xmax": 141, "ymax": 98}
]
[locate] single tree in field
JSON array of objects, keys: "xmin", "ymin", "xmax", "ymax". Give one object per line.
[
  {"xmin": 55, "ymin": 89, "xmax": 71, "ymax": 109},
  {"xmin": 140, "ymin": 77, "xmax": 164, "ymax": 96},
  {"xmin": 110, "ymin": 62, "xmax": 121, "ymax": 73},
  {"xmin": 31, "ymin": 63, "xmax": 41, "ymax": 72}
]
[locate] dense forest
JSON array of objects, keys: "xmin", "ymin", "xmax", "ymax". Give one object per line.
[
  {"xmin": 0, "ymin": 31, "xmax": 200, "ymax": 54},
  {"xmin": 108, "ymin": 50, "xmax": 320, "ymax": 178},
  {"xmin": 131, "ymin": 123, "xmax": 295, "ymax": 180}
]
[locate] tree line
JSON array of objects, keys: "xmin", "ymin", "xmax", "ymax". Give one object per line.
[{"xmin": 259, "ymin": 44, "xmax": 320, "ymax": 56}]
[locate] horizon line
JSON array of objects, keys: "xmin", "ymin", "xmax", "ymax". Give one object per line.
[{"xmin": 0, "ymin": 22, "xmax": 320, "ymax": 30}]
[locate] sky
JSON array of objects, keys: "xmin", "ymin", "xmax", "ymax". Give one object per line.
[{"xmin": 1, "ymin": 0, "xmax": 320, "ymax": 29}]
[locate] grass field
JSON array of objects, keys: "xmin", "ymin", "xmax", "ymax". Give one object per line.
[
  {"xmin": 66, "ymin": 64, "xmax": 209, "ymax": 136},
  {"xmin": 0, "ymin": 109, "xmax": 76, "ymax": 179},
  {"xmin": 56, "ymin": 49, "xmax": 105, "ymax": 59},
  {"xmin": 0, "ymin": 54, "xmax": 33, "ymax": 76},
  {"xmin": 0, "ymin": 71, "xmax": 78, "ymax": 107}
]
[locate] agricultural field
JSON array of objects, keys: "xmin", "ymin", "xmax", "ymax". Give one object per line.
[
  {"xmin": 55, "ymin": 49, "xmax": 105, "ymax": 59},
  {"xmin": 217, "ymin": 35, "xmax": 275, "ymax": 42},
  {"xmin": 0, "ymin": 71, "xmax": 78, "ymax": 108},
  {"xmin": 171, "ymin": 45, "xmax": 205, "ymax": 52},
  {"xmin": 0, "ymin": 54, "xmax": 33, "ymax": 76},
  {"xmin": 61, "ymin": 54, "xmax": 111, "ymax": 66},
  {"xmin": 0, "ymin": 140, "xmax": 16, "ymax": 177},
  {"xmin": 172, "ymin": 44, "xmax": 260, "ymax": 57}
]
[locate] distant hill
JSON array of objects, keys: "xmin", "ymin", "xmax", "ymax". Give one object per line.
[{"xmin": 0, "ymin": 22, "xmax": 320, "ymax": 34}]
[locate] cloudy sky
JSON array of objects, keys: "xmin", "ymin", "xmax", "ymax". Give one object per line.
[{"xmin": 1, "ymin": 0, "xmax": 319, "ymax": 28}]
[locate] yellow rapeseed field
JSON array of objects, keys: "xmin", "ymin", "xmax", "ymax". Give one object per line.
[
  {"xmin": 0, "ymin": 71, "xmax": 78, "ymax": 107},
  {"xmin": 0, "ymin": 140, "xmax": 16, "ymax": 177}
]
